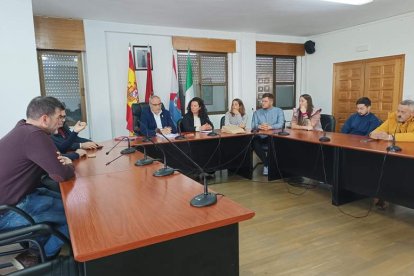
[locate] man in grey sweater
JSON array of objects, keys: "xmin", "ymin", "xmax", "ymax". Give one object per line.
[
  {"xmin": 0, "ymin": 96, "xmax": 75, "ymax": 269},
  {"xmin": 251, "ymin": 93, "xmax": 285, "ymax": 175}
]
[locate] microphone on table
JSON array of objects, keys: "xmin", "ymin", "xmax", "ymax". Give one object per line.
[
  {"xmin": 155, "ymin": 128, "xmax": 217, "ymax": 207},
  {"xmin": 319, "ymin": 122, "xmax": 331, "ymax": 142},
  {"xmin": 386, "ymin": 123, "xmax": 401, "ymax": 152},
  {"xmin": 105, "ymin": 153, "xmax": 125, "ymax": 166},
  {"xmin": 105, "ymin": 136, "xmax": 135, "ymax": 155},
  {"xmin": 277, "ymin": 120, "xmax": 290, "ymax": 136},
  {"xmin": 206, "ymin": 122, "xmax": 218, "ymax": 137},
  {"xmin": 134, "ymin": 145, "xmax": 155, "ymax": 166},
  {"xmin": 175, "ymin": 121, "xmax": 185, "ymax": 140},
  {"xmin": 150, "ymin": 129, "xmax": 175, "ymax": 177}
]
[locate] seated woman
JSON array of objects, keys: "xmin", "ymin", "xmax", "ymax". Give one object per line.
[
  {"xmin": 224, "ymin": 98, "xmax": 248, "ymax": 128},
  {"xmin": 181, "ymin": 97, "xmax": 214, "ymax": 132},
  {"xmin": 291, "ymin": 94, "xmax": 322, "ymax": 131}
]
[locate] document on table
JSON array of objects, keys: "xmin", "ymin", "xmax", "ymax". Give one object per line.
[{"xmin": 156, "ymin": 133, "xmax": 179, "ymax": 139}]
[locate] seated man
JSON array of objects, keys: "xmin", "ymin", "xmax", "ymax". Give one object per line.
[
  {"xmin": 341, "ymin": 97, "xmax": 381, "ymax": 136},
  {"xmin": 52, "ymin": 107, "xmax": 99, "ymax": 160},
  {"xmin": 140, "ymin": 95, "xmax": 177, "ymax": 137},
  {"xmin": 0, "ymin": 96, "xmax": 75, "ymax": 269},
  {"xmin": 251, "ymin": 93, "xmax": 285, "ymax": 176},
  {"xmin": 370, "ymin": 99, "xmax": 414, "ymax": 141}
]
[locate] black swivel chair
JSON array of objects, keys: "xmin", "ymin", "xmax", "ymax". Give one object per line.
[
  {"xmin": 0, "ymin": 205, "xmax": 82, "ymax": 275},
  {"xmin": 219, "ymin": 116, "xmax": 225, "ymax": 129},
  {"xmin": 320, "ymin": 114, "xmax": 336, "ymax": 132}
]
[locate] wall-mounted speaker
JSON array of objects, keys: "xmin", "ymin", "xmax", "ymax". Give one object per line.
[{"xmin": 304, "ymin": 40, "xmax": 315, "ymax": 54}]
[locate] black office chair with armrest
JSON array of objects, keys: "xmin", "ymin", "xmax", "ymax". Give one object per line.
[
  {"xmin": 320, "ymin": 114, "xmax": 336, "ymax": 132},
  {"xmin": 0, "ymin": 205, "xmax": 82, "ymax": 275},
  {"xmin": 220, "ymin": 116, "xmax": 225, "ymax": 129}
]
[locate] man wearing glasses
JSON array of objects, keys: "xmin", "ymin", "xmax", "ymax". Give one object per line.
[
  {"xmin": 0, "ymin": 96, "xmax": 75, "ymax": 269},
  {"xmin": 140, "ymin": 95, "xmax": 177, "ymax": 137},
  {"xmin": 51, "ymin": 107, "xmax": 99, "ymax": 160}
]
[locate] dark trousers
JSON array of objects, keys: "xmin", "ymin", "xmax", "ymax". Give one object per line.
[{"xmin": 253, "ymin": 136, "xmax": 269, "ymax": 167}]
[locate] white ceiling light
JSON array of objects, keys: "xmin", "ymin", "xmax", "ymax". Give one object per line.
[{"xmin": 321, "ymin": 0, "xmax": 373, "ymax": 5}]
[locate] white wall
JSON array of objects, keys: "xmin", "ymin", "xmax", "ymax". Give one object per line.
[
  {"xmin": 306, "ymin": 12, "xmax": 414, "ymax": 115},
  {"xmin": 83, "ymin": 20, "xmax": 305, "ymax": 141},
  {"xmin": 0, "ymin": 0, "xmax": 40, "ymax": 137}
]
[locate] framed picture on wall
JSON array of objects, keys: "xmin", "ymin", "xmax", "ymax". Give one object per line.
[{"xmin": 133, "ymin": 45, "xmax": 153, "ymax": 70}]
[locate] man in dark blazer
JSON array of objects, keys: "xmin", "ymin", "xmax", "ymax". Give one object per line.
[{"xmin": 140, "ymin": 95, "xmax": 177, "ymax": 137}]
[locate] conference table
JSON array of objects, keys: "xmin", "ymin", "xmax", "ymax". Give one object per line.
[
  {"xmin": 266, "ymin": 129, "xmax": 414, "ymax": 208},
  {"xmin": 131, "ymin": 131, "xmax": 254, "ymax": 179},
  {"xmin": 60, "ymin": 139, "xmax": 255, "ymax": 275}
]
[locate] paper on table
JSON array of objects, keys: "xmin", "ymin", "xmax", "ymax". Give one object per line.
[
  {"xmin": 156, "ymin": 133, "xmax": 179, "ymax": 139},
  {"xmin": 200, "ymin": 130, "xmax": 213, "ymax": 133}
]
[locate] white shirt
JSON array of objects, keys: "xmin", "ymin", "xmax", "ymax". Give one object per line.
[
  {"xmin": 152, "ymin": 111, "xmax": 163, "ymax": 130},
  {"xmin": 194, "ymin": 115, "xmax": 201, "ymax": 131}
]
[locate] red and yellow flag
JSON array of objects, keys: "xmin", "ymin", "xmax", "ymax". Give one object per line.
[{"xmin": 126, "ymin": 46, "xmax": 139, "ymax": 134}]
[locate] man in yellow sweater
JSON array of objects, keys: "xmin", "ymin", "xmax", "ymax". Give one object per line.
[{"xmin": 370, "ymin": 100, "xmax": 414, "ymax": 141}]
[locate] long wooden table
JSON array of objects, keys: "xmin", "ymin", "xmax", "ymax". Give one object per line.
[
  {"xmin": 60, "ymin": 140, "xmax": 255, "ymax": 275},
  {"xmin": 132, "ymin": 131, "xmax": 254, "ymax": 179},
  {"xmin": 267, "ymin": 129, "xmax": 414, "ymax": 208}
]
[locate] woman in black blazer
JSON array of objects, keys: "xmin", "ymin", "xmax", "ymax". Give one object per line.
[{"xmin": 181, "ymin": 97, "xmax": 214, "ymax": 132}]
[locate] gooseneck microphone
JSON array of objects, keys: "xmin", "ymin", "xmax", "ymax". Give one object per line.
[
  {"xmin": 386, "ymin": 123, "xmax": 401, "ymax": 152},
  {"xmin": 106, "ymin": 136, "xmax": 135, "ymax": 155},
  {"xmin": 175, "ymin": 121, "xmax": 185, "ymax": 140},
  {"xmin": 152, "ymin": 129, "xmax": 175, "ymax": 177},
  {"xmin": 120, "ymin": 137, "xmax": 136, "ymax": 155},
  {"xmin": 134, "ymin": 145, "xmax": 154, "ymax": 166},
  {"xmin": 277, "ymin": 120, "xmax": 290, "ymax": 136},
  {"xmin": 155, "ymin": 128, "xmax": 217, "ymax": 207},
  {"xmin": 319, "ymin": 122, "xmax": 331, "ymax": 142}
]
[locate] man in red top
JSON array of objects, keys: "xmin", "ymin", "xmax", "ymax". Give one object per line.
[{"xmin": 0, "ymin": 96, "xmax": 75, "ymax": 269}]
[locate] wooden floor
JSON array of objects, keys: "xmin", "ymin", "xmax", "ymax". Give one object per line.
[{"xmin": 211, "ymin": 170, "xmax": 414, "ymax": 276}]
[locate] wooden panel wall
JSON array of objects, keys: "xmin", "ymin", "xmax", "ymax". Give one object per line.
[
  {"xmin": 34, "ymin": 16, "xmax": 85, "ymax": 51},
  {"xmin": 172, "ymin": 36, "xmax": 236, "ymax": 53},
  {"xmin": 256, "ymin": 41, "xmax": 305, "ymax": 56}
]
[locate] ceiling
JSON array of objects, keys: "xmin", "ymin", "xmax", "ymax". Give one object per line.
[{"xmin": 32, "ymin": 0, "xmax": 414, "ymax": 36}]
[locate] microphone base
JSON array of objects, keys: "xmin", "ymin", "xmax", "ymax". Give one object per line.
[
  {"xmin": 319, "ymin": 136, "xmax": 331, "ymax": 142},
  {"xmin": 277, "ymin": 131, "xmax": 290, "ymax": 136},
  {"xmin": 121, "ymin": 148, "xmax": 136, "ymax": 155},
  {"xmin": 386, "ymin": 145, "xmax": 402, "ymax": 152},
  {"xmin": 175, "ymin": 135, "xmax": 186, "ymax": 140},
  {"xmin": 153, "ymin": 167, "xmax": 175, "ymax": 177},
  {"xmin": 135, "ymin": 158, "xmax": 154, "ymax": 166},
  {"xmin": 207, "ymin": 132, "xmax": 218, "ymax": 137},
  {"xmin": 190, "ymin": 192, "xmax": 217, "ymax": 208}
]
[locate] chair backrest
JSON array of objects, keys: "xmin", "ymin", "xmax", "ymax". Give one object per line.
[
  {"xmin": 320, "ymin": 114, "xmax": 336, "ymax": 132},
  {"xmin": 220, "ymin": 115, "xmax": 225, "ymax": 129},
  {"xmin": 131, "ymin": 103, "xmax": 149, "ymax": 134}
]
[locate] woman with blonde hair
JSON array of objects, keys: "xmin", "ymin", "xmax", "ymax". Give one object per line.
[{"xmin": 224, "ymin": 98, "xmax": 248, "ymax": 128}]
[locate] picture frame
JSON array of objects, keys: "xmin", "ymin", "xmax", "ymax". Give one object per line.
[{"xmin": 133, "ymin": 45, "xmax": 153, "ymax": 71}]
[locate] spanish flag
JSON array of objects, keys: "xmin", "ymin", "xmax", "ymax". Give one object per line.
[{"xmin": 126, "ymin": 46, "xmax": 139, "ymax": 134}]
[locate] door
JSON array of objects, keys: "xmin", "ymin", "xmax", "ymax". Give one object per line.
[{"xmin": 333, "ymin": 55, "xmax": 404, "ymax": 132}]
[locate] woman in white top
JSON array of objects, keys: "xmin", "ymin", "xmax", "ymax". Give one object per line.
[
  {"xmin": 181, "ymin": 97, "xmax": 214, "ymax": 132},
  {"xmin": 224, "ymin": 98, "xmax": 248, "ymax": 128}
]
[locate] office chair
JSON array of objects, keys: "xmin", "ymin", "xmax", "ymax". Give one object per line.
[
  {"xmin": 0, "ymin": 205, "xmax": 82, "ymax": 275},
  {"xmin": 219, "ymin": 116, "xmax": 225, "ymax": 129},
  {"xmin": 320, "ymin": 114, "xmax": 336, "ymax": 132}
]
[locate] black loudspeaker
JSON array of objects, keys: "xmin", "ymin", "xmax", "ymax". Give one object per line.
[{"xmin": 304, "ymin": 40, "xmax": 315, "ymax": 54}]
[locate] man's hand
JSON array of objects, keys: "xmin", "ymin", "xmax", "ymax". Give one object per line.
[
  {"xmin": 58, "ymin": 155, "xmax": 72, "ymax": 165},
  {"xmin": 75, "ymin": 149, "xmax": 88, "ymax": 158},
  {"xmin": 161, "ymin": 127, "xmax": 172, "ymax": 135},
  {"xmin": 370, "ymin": 131, "xmax": 391, "ymax": 140},
  {"xmin": 259, "ymin": 123, "xmax": 271, "ymax": 131},
  {"xmin": 73, "ymin": 121, "xmax": 87, "ymax": 133},
  {"xmin": 81, "ymin": 141, "xmax": 98, "ymax": 150}
]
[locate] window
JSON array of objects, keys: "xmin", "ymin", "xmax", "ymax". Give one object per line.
[
  {"xmin": 177, "ymin": 52, "xmax": 228, "ymax": 114},
  {"xmin": 256, "ymin": 56, "xmax": 296, "ymax": 109},
  {"xmin": 37, "ymin": 51, "xmax": 87, "ymax": 126}
]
